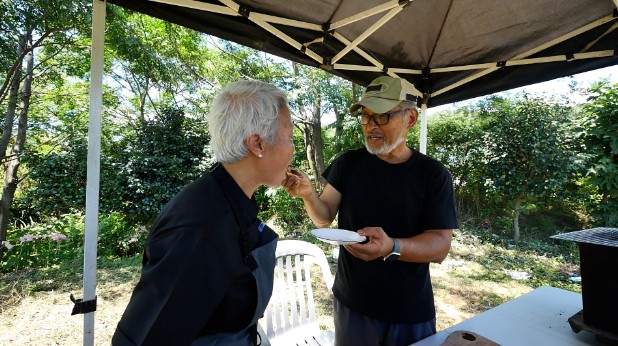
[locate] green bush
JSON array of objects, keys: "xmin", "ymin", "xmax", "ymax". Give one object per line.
[
  {"xmin": 1, "ymin": 212, "xmax": 147, "ymax": 273},
  {"xmin": 1, "ymin": 213, "xmax": 84, "ymax": 272},
  {"xmin": 258, "ymin": 187, "xmax": 314, "ymax": 237},
  {"xmin": 97, "ymin": 212, "xmax": 148, "ymax": 258}
]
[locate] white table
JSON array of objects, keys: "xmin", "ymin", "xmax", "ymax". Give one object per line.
[{"xmin": 412, "ymin": 286, "xmax": 604, "ymax": 346}]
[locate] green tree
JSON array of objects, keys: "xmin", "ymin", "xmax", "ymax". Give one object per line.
[
  {"xmin": 427, "ymin": 107, "xmax": 487, "ymax": 220},
  {"xmin": 105, "ymin": 6, "xmax": 214, "ymax": 120},
  {"xmin": 122, "ymin": 106, "xmax": 209, "ymax": 224},
  {"xmin": 287, "ymin": 64, "xmax": 354, "ymax": 189},
  {"xmin": 0, "ymin": 0, "xmax": 91, "ymax": 254},
  {"xmin": 481, "ymin": 95, "xmax": 575, "ymax": 241},
  {"xmin": 580, "ymin": 81, "xmax": 618, "ymax": 226},
  {"xmin": 16, "ymin": 78, "xmax": 128, "ymax": 221}
]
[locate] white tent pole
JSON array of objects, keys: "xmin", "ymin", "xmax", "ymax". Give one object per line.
[
  {"xmin": 83, "ymin": 0, "xmax": 106, "ymax": 345},
  {"xmin": 419, "ymin": 103, "xmax": 428, "ymax": 154}
]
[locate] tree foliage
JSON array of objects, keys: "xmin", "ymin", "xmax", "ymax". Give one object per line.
[
  {"xmin": 580, "ymin": 81, "xmax": 618, "ymax": 226},
  {"xmin": 427, "ymin": 107, "xmax": 487, "ymax": 219},
  {"xmin": 0, "ymin": 0, "xmax": 92, "ymax": 252},
  {"xmin": 474, "ymin": 95, "xmax": 575, "ymax": 241},
  {"xmin": 122, "ymin": 106, "xmax": 209, "ymax": 223},
  {"xmin": 2, "ymin": 3, "xmax": 618, "ymax": 268},
  {"xmin": 286, "ymin": 64, "xmax": 356, "ymax": 188}
]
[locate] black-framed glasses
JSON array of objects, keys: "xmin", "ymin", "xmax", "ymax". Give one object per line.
[{"xmin": 356, "ymin": 109, "xmax": 405, "ymax": 125}]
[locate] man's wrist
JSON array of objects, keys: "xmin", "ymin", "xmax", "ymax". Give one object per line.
[
  {"xmin": 383, "ymin": 238, "xmax": 401, "ymax": 261},
  {"xmin": 302, "ymin": 190, "xmax": 318, "ymax": 203},
  {"xmin": 383, "ymin": 237, "xmax": 395, "ymax": 257}
]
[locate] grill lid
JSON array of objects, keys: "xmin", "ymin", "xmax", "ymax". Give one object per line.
[{"xmin": 551, "ymin": 227, "xmax": 618, "ymax": 248}]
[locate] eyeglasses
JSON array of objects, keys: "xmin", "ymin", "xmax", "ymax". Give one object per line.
[{"xmin": 356, "ymin": 109, "xmax": 405, "ymax": 125}]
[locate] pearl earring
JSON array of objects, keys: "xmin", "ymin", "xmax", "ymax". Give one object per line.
[{"xmin": 258, "ymin": 154, "xmax": 263, "ymax": 158}]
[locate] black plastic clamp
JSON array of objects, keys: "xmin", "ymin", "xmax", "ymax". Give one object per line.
[
  {"xmin": 238, "ymin": 6, "xmax": 250, "ymax": 18},
  {"xmin": 70, "ymin": 294, "xmax": 97, "ymax": 315}
]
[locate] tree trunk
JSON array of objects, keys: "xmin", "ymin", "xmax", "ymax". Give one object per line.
[
  {"xmin": 0, "ymin": 47, "xmax": 32, "ymax": 255},
  {"xmin": 0, "ymin": 33, "xmax": 27, "ymax": 162},
  {"xmin": 300, "ymin": 123, "xmax": 314, "ymax": 171},
  {"xmin": 352, "ymin": 82, "xmax": 361, "ymax": 102},
  {"xmin": 513, "ymin": 197, "xmax": 521, "ymax": 242},
  {"xmin": 311, "ymin": 102, "xmax": 326, "ymax": 189},
  {"xmin": 290, "ymin": 62, "xmax": 328, "ymax": 190},
  {"xmin": 333, "ymin": 110, "xmax": 345, "ymax": 155}
]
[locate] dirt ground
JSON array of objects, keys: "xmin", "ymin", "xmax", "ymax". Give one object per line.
[{"xmin": 0, "ymin": 254, "xmax": 533, "ymax": 346}]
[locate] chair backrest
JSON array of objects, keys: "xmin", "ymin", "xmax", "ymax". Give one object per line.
[{"xmin": 260, "ymin": 240, "xmax": 334, "ymax": 344}]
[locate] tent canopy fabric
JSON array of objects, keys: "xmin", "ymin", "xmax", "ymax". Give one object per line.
[{"xmin": 107, "ymin": 0, "xmax": 618, "ymax": 107}]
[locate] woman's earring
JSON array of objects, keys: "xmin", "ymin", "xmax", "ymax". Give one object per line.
[{"xmin": 258, "ymin": 154, "xmax": 263, "ymax": 158}]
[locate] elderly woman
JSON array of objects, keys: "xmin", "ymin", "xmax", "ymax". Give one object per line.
[{"xmin": 113, "ymin": 80, "xmax": 294, "ymax": 345}]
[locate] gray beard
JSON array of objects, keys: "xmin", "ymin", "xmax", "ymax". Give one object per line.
[{"xmin": 365, "ymin": 136, "xmax": 405, "ymax": 155}]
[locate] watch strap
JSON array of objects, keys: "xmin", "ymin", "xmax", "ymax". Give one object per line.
[{"xmin": 383, "ymin": 238, "xmax": 400, "ymax": 261}]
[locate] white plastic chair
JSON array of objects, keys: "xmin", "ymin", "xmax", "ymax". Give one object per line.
[{"xmin": 260, "ymin": 240, "xmax": 335, "ymax": 346}]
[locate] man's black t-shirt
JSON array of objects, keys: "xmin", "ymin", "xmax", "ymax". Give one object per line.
[{"xmin": 323, "ymin": 147, "xmax": 458, "ymax": 323}]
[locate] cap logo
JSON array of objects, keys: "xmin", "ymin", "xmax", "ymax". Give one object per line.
[
  {"xmin": 365, "ymin": 84, "xmax": 384, "ymax": 93},
  {"xmin": 365, "ymin": 82, "xmax": 415, "ymax": 101},
  {"xmin": 349, "ymin": 76, "xmax": 420, "ymax": 113}
]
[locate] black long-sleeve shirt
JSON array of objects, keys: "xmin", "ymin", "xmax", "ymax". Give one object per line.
[{"xmin": 113, "ymin": 164, "xmax": 276, "ymax": 345}]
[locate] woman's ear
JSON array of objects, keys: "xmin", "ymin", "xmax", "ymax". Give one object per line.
[{"xmin": 246, "ymin": 134, "xmax": 264, "ymax": 158}]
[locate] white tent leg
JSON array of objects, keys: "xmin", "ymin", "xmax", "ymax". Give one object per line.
[
  {"xmin": 83, "ymin": 0, "xmax": 106, "ymax": 345},
  {"xmin": 419, "ymin": 103, "xmax": 428, "ymax": 154}
]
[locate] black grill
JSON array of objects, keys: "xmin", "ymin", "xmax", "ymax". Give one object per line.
[
  {"xmin": 551, "ymin": 227, "xmax": 618, "ymax": 344},
  {"xmin": 551, "ymin": 227, "xmax": 618, "ymax": 247}
]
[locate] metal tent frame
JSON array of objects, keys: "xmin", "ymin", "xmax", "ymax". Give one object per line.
[{"xmin": 80, "ymin": 1, "xmax": 618, "ymax": 344}]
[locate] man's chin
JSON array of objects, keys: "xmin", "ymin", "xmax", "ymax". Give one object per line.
[{"xmin": 365, "ymin": 143, "xmax": 387, "ymax": 155}]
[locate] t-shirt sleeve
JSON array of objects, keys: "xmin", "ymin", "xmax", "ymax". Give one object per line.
[
  {"xmin": 421, "ymin": 162, "xmax": 458, "ymax": 230},
  {"xmin": 322, "ymin": 152, "xmax": 348, "ymax": 194}
]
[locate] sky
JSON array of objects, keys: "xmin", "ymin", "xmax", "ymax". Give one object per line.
[
  {"xmin": 430, "ymin": 65, "xmax": 618, "ymax": 113},
  {"xmin": 321, "ymin": 65, "xmax": 618, "ymax": 124}
]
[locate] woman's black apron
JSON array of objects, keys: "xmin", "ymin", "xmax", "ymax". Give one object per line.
[{"xmin": 192, "ymin": 232, "xmax": 277, "ymax": 345}]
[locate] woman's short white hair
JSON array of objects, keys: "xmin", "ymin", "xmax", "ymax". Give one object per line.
[{"xmin": 207, "ymin": 80, "xmax": 289, "ymax": 163}]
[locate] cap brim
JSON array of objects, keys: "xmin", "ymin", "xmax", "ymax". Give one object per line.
[{"xmin": 349, "ymin": 97, "xmax": 402, "ymax": 114}]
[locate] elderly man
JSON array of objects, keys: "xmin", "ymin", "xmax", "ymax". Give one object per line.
[{"xmin": 284, "ymin": 76, "xmax": 458, "ymax": 346}]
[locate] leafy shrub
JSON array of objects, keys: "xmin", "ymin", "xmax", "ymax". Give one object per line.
[
  {"xmin": 1, "ymin": 213, "xmax": 84, "ymax": 272},
  {"xmin": 490, "ymin": 216, "xmax": 514, "ymax": 237},
  {"xmin": 1, "ymin": 212, "xmax": 147, "ymax": 273},
  {"xmin": 121, "ymin": 106, "xmax": 209, "ymax": 224},
  {"xmin": 97, "ymin": 212, "xmax": 148, "ymax": 258},
  {"xmin": 258, "ymin": 187, "xmax": 313, "ymax": 237}
]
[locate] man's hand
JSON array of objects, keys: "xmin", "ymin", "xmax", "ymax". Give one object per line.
[
  {"xmin": 344, "ymin": 227, "xmax": 393, "ymax": 261},
  {"xmin": 282, "ymin": 167, "xmax": 314, "ymax": 199}
]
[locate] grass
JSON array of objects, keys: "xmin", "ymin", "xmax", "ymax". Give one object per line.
[{"xmin": 0, "ymin": 229, "xmax": 582, "ymax": 345}]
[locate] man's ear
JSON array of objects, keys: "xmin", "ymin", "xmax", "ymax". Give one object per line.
[
  {"xmin": 246, "ymin": 134, "xmax": 264, "ymax": 158},
  {"xmin": 407, "ymin": 108, "xmax": 419, "ymax": 128}
]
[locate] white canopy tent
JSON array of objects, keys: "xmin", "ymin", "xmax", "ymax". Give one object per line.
[{"xmin": 81, "ymin": 0, "xmax": 618, "ymax": 344}]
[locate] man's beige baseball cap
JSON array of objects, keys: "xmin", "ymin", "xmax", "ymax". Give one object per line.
[{"xmin": 350, "ymin": 76, "xmax": 420, "ymax": 114}]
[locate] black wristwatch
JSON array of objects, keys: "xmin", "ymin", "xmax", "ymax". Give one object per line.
[{"xmin": 383, "ymin": 238, "xmax": 400, "ymax": 262}]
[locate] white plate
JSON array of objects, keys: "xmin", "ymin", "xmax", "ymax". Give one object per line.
[{"xmin": 311, "ymin": 228, "xmax": 367, "ymax": 245}]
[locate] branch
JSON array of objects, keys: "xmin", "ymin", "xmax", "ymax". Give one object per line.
[{"xmin": 0, "ymin": 26, "xmax": 75, "ymax": 103}]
